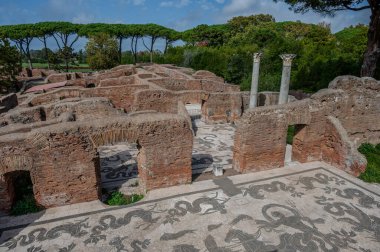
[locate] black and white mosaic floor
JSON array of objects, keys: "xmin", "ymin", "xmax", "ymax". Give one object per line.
[
  {"xmin": 191, "ymin": 120, "xmax": 235, "ymax": 174},
  {"xmin": 1, "ymin": 166, "xmax": 379, "ymax": 251},
  {"xmin": 98, "ymin": 144, "xmax": 139, "ymax": 194},
  {"xmin": 98, "ymin": 120, "xmax": 236, "ymax": 192}
]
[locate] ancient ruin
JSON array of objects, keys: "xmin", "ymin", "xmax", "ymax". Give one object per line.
[{"xmin": 0, "ymin": 64, "xmax": 379, "ymax": 215}]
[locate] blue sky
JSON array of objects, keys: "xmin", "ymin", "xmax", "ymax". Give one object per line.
[{"xmin": 0, "ymin": 0, "xmax": 370, "ymax": 51}]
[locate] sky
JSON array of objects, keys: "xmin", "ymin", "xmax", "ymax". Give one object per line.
[{"xmin": 0, "ymin": 0, "xmax": 371, "ymax": 50}]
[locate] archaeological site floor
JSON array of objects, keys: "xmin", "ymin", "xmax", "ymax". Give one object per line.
[
  {"xmin": 1, "ymin": 162, "xmax": 379, "ymax": 251},
  {"xmin": 98, "ymin": 120, "xmax": 237, "ymax": 195}
]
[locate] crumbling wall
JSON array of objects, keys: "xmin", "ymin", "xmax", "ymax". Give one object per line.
[
  {"xmin": 234, "ymin": 76, "xmax": 379, "ymax": 176},
  {"xmin": 328, "ymin": 76, "xmax": 380, "ymax": 146},
  {"xmin": 193, "ymin": 70, "xmax": 225, "ymax": 83},
  {"xmin": 200, "ymin": 80, "xmax": 240, "ymax": 92},
  {"xmin": 23, "ymin": 84, "xmax": 150, "ymax": 112},
  {"xmin": 0, "ymin": 113, "xmax": 192, "ymax": 211},
  {"xmin": 99, "ymin": 76, "xmax": 137, "ymax": 87},
  {"xmin": 233, "ymin": 101, "xmax": 310, "ymax": 172},
  {"xmin": 0, "ymin": 93, "xmax": 18, "ymax": 114},
  {"xmin": 149, "ymin": 78, "xmax": 202, "ymax": 91},
  {"xmin": 321, "ymin": 116, "xmax": 367, "ymax": 176},
  {"xmin": 201, "ymin": 92, "xmax": 243, "ymax": 123},
  {"xmin": 132, "ymin": 89, "xmax": 179, "ymax": 113}
]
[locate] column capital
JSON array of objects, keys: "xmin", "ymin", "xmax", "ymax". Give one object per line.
[
  {"xmin": 280, "ymin": 54, "xmax": 296, "ymax": 66},
  {"xmin": 253, "ymin": 52, "xmax": 263, "ymax": 63}
]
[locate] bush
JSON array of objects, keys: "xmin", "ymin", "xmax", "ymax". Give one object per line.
[
  {"xmin": 106, "ymin": 191, "xmax": 144, "ymax": 206},
  {"xmin": 358, "ymin": 143, "xmax": 380, "ymax": 183},
  {"xmin": 286, "ymin": 126, "xmax": 295, "ymax": 145},
  {"xmin": 86, "ymin": 33, "xmax": 119, "ymax": 70},
  {"xmin": 11, "ymin": 196, "xmax": 42, "ymax": 216}
]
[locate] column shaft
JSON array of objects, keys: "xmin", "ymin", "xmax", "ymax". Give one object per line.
[{"xmin": 249, "ymin": 53, "xmax": 262, "ymax": 108}]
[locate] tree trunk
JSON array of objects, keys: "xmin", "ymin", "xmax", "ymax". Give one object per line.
[
  {"xmin": 150, "ymin": 37, "xmax": 154, "ymax": 63},
  {"xmin": 361, "ymin": 6, "xmax": 380, "ymax": 77},
  {"xmin": 134, "ymin": 37, "xmax": 138, "ymax": 64},
  {"xmin": 43, "ymin": 37, "xmax": 50, "ymax": 70},
  {"xmin": 164, "ymin": 39, "xmax": 168, "ymax": 54},
  {"xmin": 26, "ymin": 47, "xmax": 33, "ymax": 70},
  {"xmin": 28, "ymin": 59, "xmax": 33, "ymax": 70},
  {"xmin": 65, "ymin": 59, "xmax": 69, "ymax": 72}
]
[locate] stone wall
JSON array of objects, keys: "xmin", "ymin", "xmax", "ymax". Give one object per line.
[
  {"xmin": 201, "ymin": 92, "xmax": 243, "ymax": 123},
  {"xmin": 233, "ymin": 76, "xmax": 379, "ymax": 176},
  {"xmin": 23, "ymin": 84, "xmax": 150, "ymax": 112},
  {"xmin": 0, "ymin": 93, "xmax": 18, "ymax": 114},
  {"xmin": 0, "ymin": 113, "xmax": 192, "ymax": 211}
]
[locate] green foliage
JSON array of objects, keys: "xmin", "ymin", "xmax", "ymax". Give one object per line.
[
  {"xmin": 10, "ymin": 172, "xmax": 43, "ymax": 216},
  {"xmin": 182, "ymin": 24, "xmax": 230, "ymax": 47},
  {"xmin": 274, "ymin": 0, "xmax": 369, "ymax": 15},
  {"xmin": 11, "ymin": 196, "xmax": 42, "ymax": 216},
  {"xmin": 227, "ymin": 14, "xmax": 275, "ymax": 35},
  {"xmin": 0, "ymin": 39, "xmax": 21, "ymax": 94},
  {"xmin": 287, "ymin": 125, "xmax": 295, "ymax": 145},
  {"xmin": 0, "ymin": 15, "xmax": 373, "ymax": 89},
  {"xmin": 358, "ymin": 143, "xmax": 380, "ymax": 183},
  {"xmin": 106, "ymin": 191, "xmax": 144, "ymax": 206},
  {"xmin": 86, "ymin": 33, "xmax": 119, "ymax": 70}
]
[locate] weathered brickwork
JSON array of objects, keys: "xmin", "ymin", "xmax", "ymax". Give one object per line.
[
  {"xmin": 1, "ymin": 65, "xmax": 377, "ymax": 214},
  {"xmin": 234, "ymin": 76, "xmax": 379, "ymax": 175}
]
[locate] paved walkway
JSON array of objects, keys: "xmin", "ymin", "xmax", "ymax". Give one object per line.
[{"xmin": 1, "ymin": 162, "xmax": 379, "ymax": 252}]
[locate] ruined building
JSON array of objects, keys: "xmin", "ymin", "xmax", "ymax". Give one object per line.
[{"xmin": 0, "ymin": 64, "xmax": 379, "ymax": 212}]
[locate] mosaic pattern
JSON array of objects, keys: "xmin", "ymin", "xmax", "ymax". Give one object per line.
[
  {"xmin": 1, "ymin": 168, "xmax": 379, "ymax": 251},
  {"xmin": 98, "ymin": 120, "xmax": 236, "ymax": 187},
  {"xmin": 98, "ymin": 144, "xmax": 139, "ymax": 192},
  {"xmin": 192, "ymin": 120, "xmax": 235, "ymax": 174}
]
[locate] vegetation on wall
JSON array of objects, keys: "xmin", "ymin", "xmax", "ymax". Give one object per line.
[
  {"xmin": 358, "ymin": 143, "xmax": 380, "ymax": 183},
  {"xmin": 10, "ymin": 172, "xmax": 43, "ymax": 216},
  {"xmin": 106, "ymin": 191, "xmax": 144, "ymax": 206}
]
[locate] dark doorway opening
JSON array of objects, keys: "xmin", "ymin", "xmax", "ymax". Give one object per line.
[{"xmin": 8, "ymin": 171, "xmax": 42, "ymax": 215}]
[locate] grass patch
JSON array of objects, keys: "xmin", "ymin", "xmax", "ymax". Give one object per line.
[
  {"xmin": 11, "ymin": 195, "xmax": 43, "ymax": 216},
  {"xmin": 106, "ymin": 191, "xmax": 144, "ymax": 206},
  {"xmin": 287, "ymin": 125, "xmax": 295, "ymax": 145},
  {"xmin": 358, "ymin": 143, "xmax": 380, "ymax": 183}
]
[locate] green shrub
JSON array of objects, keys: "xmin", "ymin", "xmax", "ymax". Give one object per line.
[
  {"xmin": 11, "ymin": 196, "xmax": 42, "ymax": 216},
  {"xmin": 106, "ymin": 191, "xmax": 144, "ymax": 206},
  {"xmin": 358, "ymin": 143, "xmax": 380, "ymax": 183},
  {"xmin": 286, "ymin": 125, "xmax": 295, "ymax": 145}
]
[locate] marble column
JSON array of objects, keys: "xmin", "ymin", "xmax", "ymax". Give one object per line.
[
  {"xmin": 278, "ymin": 54, "xmax": 296, "ymax": 105},
  {"xmin": 249, "ymin": 53, "xmax": 262, "ymax": 108}
]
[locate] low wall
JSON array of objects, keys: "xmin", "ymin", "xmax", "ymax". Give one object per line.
[
  {"xmin": 0, "ymin": 113, "xmax": 193, "ymax": 211},
  {"xmin": 0, "ymin": 93, "xmax": 18, "ymax": 114},
  {"xmin": 201, "ymin": 92, "xmax": 243, "ymax": 123},
  {"xmin": 23, "ymin": 84, "xmax": 150, "ymax": 112},
  {"xmin": 233, "ymin": 76, "xmax": 379, "ymax": 176}
]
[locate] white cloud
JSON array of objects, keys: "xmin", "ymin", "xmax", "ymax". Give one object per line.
[
  {"xmin": 72, "ymin": 13, "xmax": 95, "ymax": 24},
  {"xmin": 215, "ymin": 0, "xmax": 225, "ymax": 3},
  {"xmin": 160, "ymin": 0, "xmax": 191, "ymax": 8},
  {"xmin": 131, "ymin": 0, "xmax": 145, "ymax": 6},
  {"xmin": 119, "ymin": 0, "xmax": 146, "ymax": 6}
]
